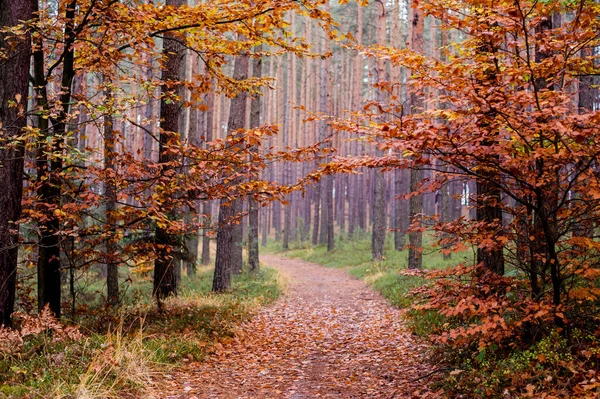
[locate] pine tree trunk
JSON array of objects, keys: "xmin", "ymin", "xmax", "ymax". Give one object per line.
[
  {"xmin": 153, "ymin": 0, "xmax": 186, "ymax": 303},
  {"xmin": 408, "ymin": 2, "xmax": 424, "ymax": 270},
  {"xmin": 372, "ymin": 0, "xmax": 387, "ymax": 261},
  {"xmin": 282, "ymin": 51, "xmax": 292, "ymax": 251},
  {"xmin": 319, "ymin": 5, "xmax": 334, "ymax": 251},
  {"xmin": 248, "ymin": 45, "xmax": 262, "ymax": 271},
  {"xmin": 201, "ymin": 89, "xmax": 214, "ymax": 266},
  {"xmin": 213, "ymin": 48, "xmax": 249, "ymax": 290},
  {"xmin": 0, "ymin": 0, "xmax": 33, "ymax": 326}
]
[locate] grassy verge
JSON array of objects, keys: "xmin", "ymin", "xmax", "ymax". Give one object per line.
[
  {"xmin": 0, "ymin": 266, "xmax": 281, "ymax": 398},
  {"xmin": 264, "ymin": 232, "xmax": 469, "ymax": 309}
]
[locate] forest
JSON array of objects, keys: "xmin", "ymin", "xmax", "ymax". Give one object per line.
[{"xmin": 1, "ymin": 0, "xmax": 600, "ymax": 397}]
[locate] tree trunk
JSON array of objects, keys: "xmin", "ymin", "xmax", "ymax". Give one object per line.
[
  {"xmin": 213, "ymin": 47, "xmax": 249, "ymax": 290},
  {"xmin": 319, "ymin": 5, "xmax": 334, "ymax": 251},
  {"xmin": 153, "ymin": 0, "xmax": 186, "ymax": 303},
  {"xmin": 248, "ymin": 45, "xmax": 262, "ymax": 271},
  {"xmin": 408, "ymin": 2, "xmax": 424, "ymax": 270},
  {"xmin": 201, "ymin": 89, "xmax": 215, "ymax": 265},
  {"xmin": 34, "ymin": 0, "xmax": 78, "ymax": 317},
  {"xmin": 103, "ymin": 81, "xmax": 119, "ymax": 306},
  {"xmin": 0, "ymin": 0, "xmax": 33, "ymax": 326},
  {"xmin": 282, "ymin": 51, "xmax": 292, "ymax": 251},
  {"xmin": 372, "ymin": 0, "xmax": 387, "ymax": 261}
]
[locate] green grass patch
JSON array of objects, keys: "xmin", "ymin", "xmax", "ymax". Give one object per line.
[{"xmin": 265, "ymin": 232, "xmax": 470, "ymax": 310}]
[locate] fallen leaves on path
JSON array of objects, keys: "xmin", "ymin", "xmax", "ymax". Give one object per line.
[{"xmin": 155, "ymin": 255, "xmax": 439, "ymax": 398}]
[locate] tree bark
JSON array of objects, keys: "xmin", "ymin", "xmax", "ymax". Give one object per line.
[
  {"xmin": 248, "ymin": 45, "xmax": 262, "ymax": 271},
  {"xmin": 201, "ymin": 89, "xmax": 215, "ymax": 265},
  {"xmin": 34, "ymin": 0, "xmax": 78, "ymax": 317},
  {"xmin": 371, "ymin": 0, "xmax": 387, "ymax": 261},
  {"xmin": 153, "ymin": 0, "xmax": 186, "ymax": 303},
  {"xmin": 319, "ymin": 4, "xmax": 334, "ymax": 251},
  {"xmin": 408, "ymin": 2, "xmax": 424, "ymax": 270},
  {"xmin": 103, "ymin": 81, "xmax": 119, "ymax": 306},
  {"xmin": 0, "ymin": 0, "xmax": 33, "ymax": 326},
  {"xmin": 213, "ymin": 48, "xmax": 249, "ymax": 291}
]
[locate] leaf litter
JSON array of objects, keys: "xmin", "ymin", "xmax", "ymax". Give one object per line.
[{"xmin": 155, "ymin": 254, "xmax": 438, "ymax": 398}]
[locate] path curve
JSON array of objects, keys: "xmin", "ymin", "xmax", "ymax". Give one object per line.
[{"xmin": 157, "ymin": 254, "xmax": 436, "ymax": 398}]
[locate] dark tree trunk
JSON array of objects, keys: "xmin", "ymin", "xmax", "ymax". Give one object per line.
[
  {"xmin": 0, "ymin": 0, "xmax": 33, "ymax": 326},
  {"xmin": 34, "ymin": 0, "xmax": 78, "ymax": 317},
  {"xmin": 474, "ymin": 15, "xmax": 506, "ymax": 276},
  {"xmin": 248, "ymin": 45, "xmax": 262, "ymax": 271},
  {"xmin": 103, "ymin": 82, "xmax": 119, "ymax": 306},
  {"xmin": 213, "ymin": 48, "xmax": 249, "ymax": 290},
  {"xmin": 153, "ymin": 0, "xmax": 186, "ymax": 303},
  {"xmin": 476, "ymin": 178, "xmax": 504, "ymax": 275}
]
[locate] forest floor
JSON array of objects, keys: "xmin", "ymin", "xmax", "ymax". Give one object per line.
[{"xmin": 155, "ymin": 254, "xmax": 437, "ymax": 399}]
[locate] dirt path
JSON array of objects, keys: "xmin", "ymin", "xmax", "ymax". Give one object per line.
[{"xmin": 156, "ymin": 255, "xmax": 436, "ymax": 399}]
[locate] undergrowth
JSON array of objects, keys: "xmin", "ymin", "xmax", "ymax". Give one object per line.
[{"xmin": 0, "ymin": 267, "xmax": 281, "ymax": 398}]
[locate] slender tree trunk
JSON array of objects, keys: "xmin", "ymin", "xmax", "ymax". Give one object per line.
[
  {"xmin": 0, "ymin": 0, "xmax": 33, "ymax": 326},
  {"xmin": 372, "ymin": 0, "xmax": 387, "ymax": 261},
  {"xmin": 201, "ymin": 89, "xmax": 215, "ymax": 265},
  {"xmin": 282, "ymin": 51, "xmax": 292, "ymax": 250},
  {"xmin": 408, "ymin": 2, "xmax": 424, "ymax": 269},
  {"xmin": 103, "ymin": 81, "xmax": 119, "ymax": 306},
  {"xmin": 35, "ymin": 0, "xmax": 78, "ymax": 316},
  {"xmin": 248, "ymin": 45, "xmax": 262, "ymax": 271},
  {"xmin": 318, "ymin": 5, "xmax": 334, "ymax": 251}
]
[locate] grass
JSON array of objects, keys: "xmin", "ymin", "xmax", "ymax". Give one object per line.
[
  {"xmin": 264, "ymin": 231, "xmax": 471, "ymax": 309},
  {"xmin": 0, "ymin": 266, "xmax": 281, "ymax": 398}
]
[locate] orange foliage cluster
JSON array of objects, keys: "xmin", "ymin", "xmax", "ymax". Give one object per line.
[{"xmin": 330, "ymin": 0, "xmax": 600, "ymax": 396}]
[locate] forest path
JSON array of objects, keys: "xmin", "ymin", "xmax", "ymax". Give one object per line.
[{"xmin": 156, "ymin": 254, "xmax": 435, "ymax": 399}]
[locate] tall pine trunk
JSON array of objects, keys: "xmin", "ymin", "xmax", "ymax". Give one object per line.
[
  {"xmin": 0, "ymin": 0, "xmax": 33, "ymax": 325},
  {"xmin": 213, "ymin": 48, "xmax": 249, "ymax": 291},
  {"xmin": 248, "ymin": 45, "xmax": 262, "ymax": 271},
  {"xmin": 153, "ymin": 0, "xmax": 186, "ymax": 304},
  {"xmin": 408, "ymin": 2, "xmax": 424, "ymax": 270}
]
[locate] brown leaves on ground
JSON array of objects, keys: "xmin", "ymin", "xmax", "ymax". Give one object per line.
[{"xmin": 155, "ymin": 255, "xmax": 438, "ymax": 399}]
